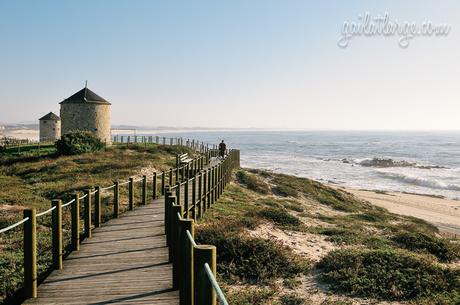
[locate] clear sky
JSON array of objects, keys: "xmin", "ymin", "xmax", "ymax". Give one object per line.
[{"xmin": 0, "ymin": 1, "xmax": 459, "ymax": 130}]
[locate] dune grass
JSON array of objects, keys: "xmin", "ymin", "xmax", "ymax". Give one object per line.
[
  {"xmin": 197, "ymin": 168, "xmax": 460, "ymax": 305},
  {"xmin": 318, "ymin": 248, "xmax": 460, "ymax": 302},
  {"xmin": 0, "ymin": 143, "xmax": 194, "ymax": 304}
]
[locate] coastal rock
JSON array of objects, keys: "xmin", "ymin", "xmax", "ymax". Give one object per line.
[{"xmin": 356, "ymin": 158, "xmax": 446, "ymax": 169}]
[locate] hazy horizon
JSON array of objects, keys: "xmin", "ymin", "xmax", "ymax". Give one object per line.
[{"xmin": 1, "ymin": 1, "xmax": 459, "ymax": 130}]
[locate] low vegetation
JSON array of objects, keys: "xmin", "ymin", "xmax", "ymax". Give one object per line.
[
  {"xmin": 2, "ymin": 154, "xmax": 459, "ymax": 304},
  {"xmin": 257, "ymin": 207, "xmax": 302, "ymax": 228},
  {"xmin": 196, "ymin": 221, "xmax": 309, "ymax": 284},
  {"xmin": 0, "ymin": 143, "xmax": 194, "ymax": 304},
  {"xmin": 55, "ymin": 131, "xmax": 104, "ymax": 155},
  {"xmin": 318, "ymin": 248, "xmax": 459, "ymax": 301},
  {"xmin": 391, "ymin": 231, "xmax": 459, "ymax": 262},
  {"xmin": 197, "ymin": 168, "xmax": 460, "ymax": 305},
  {"xmin": 226, "ymin": 287, "xmax": 275, "ymax": 305},
  {"xmin": 236, "ymin": 170, "xmax": 270, "ymax": 194}
]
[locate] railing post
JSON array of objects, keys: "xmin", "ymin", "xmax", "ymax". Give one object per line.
[
  {"xmin": 184, "ymin": 179, "xmax": 189, "ymax": 219},
  {"xmin": 217, "ymin": 164, "xmax": 221, "ymax": 199},
  {"xmin": 203, "ymin": 170, "xmax": 207, "ymax": 214},
  {"xmin": 161, "ymin": 171, "xmax": 166, "ymax": 195},
  {"xmin": 142, "ymin": 175, "xmax": 147, "ymax": 205},
  {"xmin": 114, "ymin": 181, "xmax": 120, "ymax": 218},
  {"xmin": 172, "ymin": 204, "xmax": 183, "ymax": 290},
  {"xmin": 179, "ymin": 219, "xmax": 194, "ymax": 305},
  {"xmin": 51, "ymin": 199, "xmax": 63, "ymax": 270},
  {"xmin": 219, "ymin": 163, "xmax": 223, "ymax": 198},
  {"xmin": 72, "ymin": 193, "xmax": 80, "ymax": 250},
  {"xmin": 210, "ymin": 167, "xmax": 215, "ymax": 205},
  {"xmin": 207, "ymin": 168, "xmax": 211, "ymax": 209},
  {"xmin": 176, "ymin": 181, "xmax": 181, "ymax": 205},
  {"xmin": 164, "ymin": 188, "xmax": 172, "ymax": 247},
  {"xmin": 129, "ymin": 177, "xmax": 134, "ymax": 210},
  {"xmin": 84, "ymin": 189, "xmax": 92, "ymax": 238},
  {"xmin": 23, "ymin": 208, "xmax": 37, "ymax": 299},
  {"xmin": 169, "ymin": 168, "xmax": 173, "ymax": 186},
  {"xmin": 153, "ymin": 173, "xmax": 157, "ymax": 200},
  {"xmin": 176, "ymin": 166, "xmax": 180, "ymax": 183},
  {"xmin": 194, "ymin": 245, "xmax": 217, "ymax": 305},
  {"xmin": 192, "ymin": 178, "xmax": 196, "ymax": 220},
  {"xmin": 214, "ymin": 166, "xmax": 218, "ymax": 202},
  {"xmin": 198, "ymin": 173, "xmax": 203, "ymax": 218},
  {"xmin": 167, "ymin": 195, "xmax": 176, "ymax": 262},
  {"xmin": 95, "ymin": 186, "xmax": 101, "ymax": 228}
]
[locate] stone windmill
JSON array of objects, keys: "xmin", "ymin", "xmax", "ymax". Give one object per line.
[{"xmin": 59, "ymin": 84, "xmax": 112, "ymax": 144}]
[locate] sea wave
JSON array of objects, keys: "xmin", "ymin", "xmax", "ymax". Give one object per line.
[{"xmin": 377, "ymin": 171, "xmax": 460, "ymax": 191}]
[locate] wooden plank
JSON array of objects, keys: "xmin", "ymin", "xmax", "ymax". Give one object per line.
[{"xmin": 24, "ymin": 198, "xmax": 179, "ymax": 305}]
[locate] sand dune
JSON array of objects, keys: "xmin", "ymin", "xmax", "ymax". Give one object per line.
[{"xmin": 338, "ymin": 187, "xmax": 460, "ymax": 235}]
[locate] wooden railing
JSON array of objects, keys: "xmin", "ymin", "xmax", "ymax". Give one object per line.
[
  {"xmin": 0, "ymin": 136, "xmax": 236, "ymax": 303},
  {"xmin": 0, "ymin": 137, "xmax": 54, "ymax": 154},
  {"xmin": 165, "ymin": 149, "xmax": 240, "ymax": 305}
]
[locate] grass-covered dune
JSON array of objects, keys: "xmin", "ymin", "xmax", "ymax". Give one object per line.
[
  {"xmin": 0, "ymin": 143, "xmax": 196, "ymax": 304},
  {"xmin": 196, "ymin": 169, "xmax": 460, "ymax": 305}
]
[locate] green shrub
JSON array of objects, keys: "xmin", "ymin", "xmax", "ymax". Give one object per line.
[
  {"xmin": 318, "ymin": 249, "xmax": 459, "ymax": 301},
  {"xmin": 236, "ymin": 170, "xmax": 270, "ymax": 194},
  {"xmin": 257, "ymin": 207, "xmax": 301, "ymax": 227},
  {"xmin": 314, "ymin": 227, "xmax": 364, "ymax": 245},
  {"xmin": 283, "ymin": 277, "xmax": 302, "ymax": 289},
  {"xmin": 196, "ymin": 223, "xmax": 309, "ymax": 283},
  {"xmin": 392, "ymin": 232, "xmax": 458, "ymax": 262},
  {"xmin": 272, "ymin": 174, "xmax": 362, "ymax": 212},
  {"xmin": 395, "ymin": 217, "xmax": 440, "ymax": 235},
  {"xmin": 55, "ymin": 132, "xmax": 104, "ymax": 155},
  {"xmin": 348, "ymin": 211, "xmax": 388, "ymax": 223},
  {"xmin": 227, "ymin": 287, "xmax": 275, "ymax": 305},
  {"xmin": 280, "ymin": 293, "xmax": 305, "ymax": 305},
  {"xmin": 272, "ymin": 184, "xmax": 299, "ymax": 197}
]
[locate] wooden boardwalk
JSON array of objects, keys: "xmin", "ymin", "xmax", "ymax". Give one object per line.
[{"xmin": 24, "ymin": 198, "xmax": 178, "ymax": 305}]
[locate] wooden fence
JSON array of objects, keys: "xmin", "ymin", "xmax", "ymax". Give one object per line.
[
  {"xmin": 0, "ymin": 136, "xmax": 239, "ymax": 304},
  {"xmin": 165, "ymin": 149, "xmax": 240, "ymax": 305},
  {"xmin": 0, "ymin": 137, "xmax": 54, "ymax": 154}
]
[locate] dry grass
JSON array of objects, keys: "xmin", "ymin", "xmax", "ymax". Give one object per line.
[{"xmin": 0, "ymin": 143, "xmax": 193, "ymax": 304}]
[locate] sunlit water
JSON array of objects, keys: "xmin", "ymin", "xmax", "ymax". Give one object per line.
[{"xmin": 118, "ymin": 131, "xmax": 460, "ymax": 199}]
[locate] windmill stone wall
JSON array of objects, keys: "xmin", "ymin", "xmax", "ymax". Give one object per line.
[
  {"xmin": 39, "ymin": 112, "xmax": 61, "ymax": 142},
  {"xmin": 59, "ymin": 87, "xmax": 112, "ymax": 144}
]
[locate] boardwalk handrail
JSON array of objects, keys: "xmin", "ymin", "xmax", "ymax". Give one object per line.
[
  {"xmin": 0, "ymin": 135, "xmax": 234, "ymax": 302},
  {"xmin": 0, "ymin": 217, "xmax": 30, "ymax": 234},
  {"xmin": 165, "ymin": 149, "xmax": 240, "ymax": 305},
  {"xmin": 204, "ymin": 263, "xmax": 229, "ymax": 305}
]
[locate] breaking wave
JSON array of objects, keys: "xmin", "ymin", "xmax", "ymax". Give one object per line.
[{"xmin": 377, "ymin": 171, "xmax": 460, "ymax": 191}]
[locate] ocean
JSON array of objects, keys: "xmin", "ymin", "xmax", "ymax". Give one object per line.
[{"xmin": 122, "ymin": 130, "xmax": 460, "ymax": 200}]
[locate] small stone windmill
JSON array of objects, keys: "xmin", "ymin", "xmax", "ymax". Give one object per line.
[{"xmin": 39, "ymin": 112, "xmax": 61, "ymax": 142}]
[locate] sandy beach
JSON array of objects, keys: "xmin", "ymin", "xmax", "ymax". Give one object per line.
[
  {"xmin": 335, "ymin": 186, "xmax": 460, "ymax": 235},
  {"xmin": 0, "ymin": 129, "xmax": 38, "ymax": 141}
]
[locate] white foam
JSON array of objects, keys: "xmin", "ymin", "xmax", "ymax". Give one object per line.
[{"xmin": 376, "ymin": 170, "xmax": 460, "ymax": 191}]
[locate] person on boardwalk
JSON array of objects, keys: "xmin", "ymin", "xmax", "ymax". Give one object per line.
[{"xmin": 219, "ymin": 140, "xmax": 227, "ymax": 158}]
